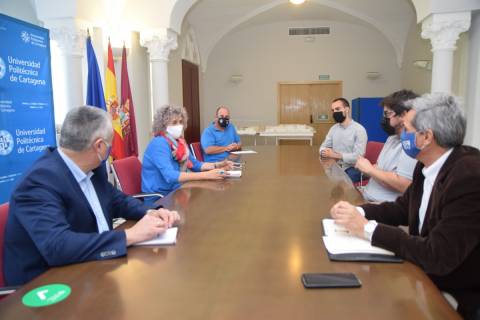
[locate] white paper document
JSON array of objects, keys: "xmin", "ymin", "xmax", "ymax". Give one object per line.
[
  {"xmin": 226, "ymin": 170, "xmax": 242, "ymax": 178},
  {"xmin": 112, "ymin": 218, "xmax": 126, "ymax": 229},
  {"xmin": 134, "ymin": 227, "xmax": 178, "ymax": 246},
  {"xmin": 230, "ymin": 150, "xmax": 257, "ymax": 154},
  {"xmin": 322, "ymin": 219, "xmax": 394, "ymax": 256}
]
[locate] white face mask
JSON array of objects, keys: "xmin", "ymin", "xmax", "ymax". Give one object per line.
[{"xmin": 166, "ymin": 124, "xmax": 184, "ymax": 139}]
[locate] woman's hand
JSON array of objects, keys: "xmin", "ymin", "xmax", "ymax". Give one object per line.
[
  {"xmin": 216, "ymin": 160, "xmax": 234, "ymax": 170},
  {"xmin": 203, "ymin": 169, "xmax": 228, "ymax": 180}
]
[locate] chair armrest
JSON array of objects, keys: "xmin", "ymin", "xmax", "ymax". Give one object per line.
[{"xmin": 354, "ymin": 179, "xmax": 369, "ymax": 187}]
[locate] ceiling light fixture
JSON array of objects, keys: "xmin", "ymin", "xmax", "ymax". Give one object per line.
[{"xmin": 289, "ymin": 0, "xmax": 306, "ymax": 5}]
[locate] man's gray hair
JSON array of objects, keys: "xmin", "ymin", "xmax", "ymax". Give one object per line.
[
  {"xmin": 408, "ymin": 93, "xmax": 466, "ymax": 148},
  {"xmin": 59, "ymin": 106, "xmax": 113, "ymax": 151},
  {"xmin": 152, "ymin": 105, "xmax": 188, "ymax": 134}
]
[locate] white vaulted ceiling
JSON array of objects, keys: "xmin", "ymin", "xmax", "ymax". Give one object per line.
[{"xmin": 185, "ymin": 0, "xmax": 416, "ymax": 70}]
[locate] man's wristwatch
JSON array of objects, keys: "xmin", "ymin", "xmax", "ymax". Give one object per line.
[{"xmin": 364, "ymin": 220, "xmax": 378, "ymax": 241}]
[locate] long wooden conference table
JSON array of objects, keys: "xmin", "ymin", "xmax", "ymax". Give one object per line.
[{"xmin": 0, "ymin": 146, "xmax": 460, "ymax": 319}]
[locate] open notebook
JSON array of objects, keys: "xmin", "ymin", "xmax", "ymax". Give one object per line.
[
  {"xmin": 134, "ymin": 227, "xmax": 178, "ymax": 246},
  {"xmin": 322, "ymin": 219, "xmax": 402, "ymax": 263}
]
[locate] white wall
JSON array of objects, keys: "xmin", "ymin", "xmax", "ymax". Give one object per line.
[
  {"xmin": 465, "ymin": 10, "xmax": 480, "ymax": 148},
  {"xmin": 201, "ymin": 20, "xmax": 402, "ymax": 129},
  {"xmin": 401, "ymin": 22, "xmax": 432, "ymax": 94},
  {"xmin": 451, "ymin": 32, "xmax": 469, "ymax": 97},
  {"xmin": 168, "ymin": 38, "xmax": 184, "ymax": 108},
  {"xmin": 0, "ymin": 0, "xmax": 40, "ymax": 25}
]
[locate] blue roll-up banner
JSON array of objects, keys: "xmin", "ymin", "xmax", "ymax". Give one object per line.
[{"xmin": 0, "ymin": 14, "xmax": 56, "ymax": 203}]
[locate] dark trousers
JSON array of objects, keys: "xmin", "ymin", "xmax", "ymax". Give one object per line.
[{"xmin": 345, "ymin": 167, "xmax": 362, "ymax": 183}]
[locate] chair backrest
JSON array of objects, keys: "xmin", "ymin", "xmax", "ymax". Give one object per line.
[
  {"xmin": 0, "ymin": 203, "xmax": 9, "ymax": 287},
  {"xmin": 364, "ymin": 141, "xmax": 384, "ymax": 165},
  {"xmin": 111, "ymin": 156, "xmax": 143, "ymax": 196},
  {"xmin": 190, "ymin": 142, "xmax": 204, "ymax": 162}
]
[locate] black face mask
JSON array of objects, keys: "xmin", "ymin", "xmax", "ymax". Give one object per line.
[
  {"xmin": 332, "ymin": 111, "xmax": 346, "ymax": 123},
  {"xmin": 381, "ymin": 117, "xmax": 396, "ymax": 136},
  {"xmin": 218, "ymin": 117, "xmax": 230, "ymax": 128}
]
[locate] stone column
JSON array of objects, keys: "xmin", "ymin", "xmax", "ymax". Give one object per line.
[
  {"xmin": 140, "ymin": 28, "xmax": 178, "ymax": 112},
  {"xmin": 44, "ymin": 19, "xmax": 88, "ymax": 125},
  {"xmin": 421, "ymin": 12, "xmax": 471, "ymax": 93}
]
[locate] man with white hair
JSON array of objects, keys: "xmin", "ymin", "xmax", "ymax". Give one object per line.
[
  {"xmin": 329, "ymin": 93, "xmax": 480, "ymax": 319},
  {"xmin": 5, "ymin": 106, "xmax": 180, "ymax": 286}
]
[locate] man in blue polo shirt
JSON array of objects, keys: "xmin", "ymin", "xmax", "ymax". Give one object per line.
[{"xmin": 201, "ymin": 106, "xmax": 241, "ymax": 162}]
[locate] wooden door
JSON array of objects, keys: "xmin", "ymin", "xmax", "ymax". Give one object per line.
[
  {"xmin": 182, "ymin": 60, "xmax": 200, "ymax": 143},
  {"xmin": 278, "ymin": 81, "xmax": 342, "ymax": 145}
]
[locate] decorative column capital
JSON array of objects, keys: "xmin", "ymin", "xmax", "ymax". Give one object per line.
[
  {"xmin": 140, "ymin": 28, "xmax": 178, "ymax": 62},
  {"xmin": 421, "ymin": 12, "xmax": 471, "ymax": 51},
  {"xmin": 49, "ymin": 26, "xmax": 87, "ymax": 57}
]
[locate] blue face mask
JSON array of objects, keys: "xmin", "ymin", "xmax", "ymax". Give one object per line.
[{"xmin": 400, "ymin": 129, "xmax": 421, "ymax": 159}]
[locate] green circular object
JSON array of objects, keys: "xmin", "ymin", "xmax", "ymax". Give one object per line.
[{"xmin": 22, "ymin": 284, "xmax": 71, "ymax": 307}]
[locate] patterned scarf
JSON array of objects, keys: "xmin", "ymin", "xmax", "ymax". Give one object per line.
[{"xmin": 156, "ymin": 131, "xmax": 193, "ymax": 171}]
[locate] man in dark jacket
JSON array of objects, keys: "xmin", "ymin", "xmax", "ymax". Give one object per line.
[
  {"xmin": 5, "ymin": 106, "xmax": 179, "ymax": 286},
  {"xmin": 330, "ymin": 93, "xmax": 480, "ymax": 320}
]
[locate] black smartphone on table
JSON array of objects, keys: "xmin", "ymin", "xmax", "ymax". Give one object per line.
[{"xmin": 301, "ymin": 273, "xmax": 362, "ymax": 288}]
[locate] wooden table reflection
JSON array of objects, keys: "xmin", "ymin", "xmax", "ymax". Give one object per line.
[{"xmin": 0, "ymin": 146, "xmax": 459, "ymax": 319}]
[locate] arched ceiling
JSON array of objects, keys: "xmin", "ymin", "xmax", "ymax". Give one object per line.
[
  {"xmin": 31, "ymin": 0, "xmax": 417, "ymax": 69},
  {"xmin": 185, "ymin": 0, "xmax": 416, "ymax": 71},
  {"xmin": 33, "ymin": 0, "xmax": 187, "ymax": 34}
]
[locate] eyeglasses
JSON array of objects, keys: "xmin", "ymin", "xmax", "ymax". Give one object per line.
[{"xmin": 383, "ymin": 110, "xmax": 396, "ymax": 118}]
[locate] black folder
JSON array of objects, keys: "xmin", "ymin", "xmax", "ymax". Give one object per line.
[{"xmin": 325, "ymin": 251, "xmax": 403, "ymax": 263}]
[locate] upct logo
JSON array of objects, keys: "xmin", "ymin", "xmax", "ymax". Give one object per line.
[
  {"xmin": 0, "ymin": 57, "xmax": 5, "ymax": 80},
  {"xmin": 21, "ymin": 30, "xmax": 30, "ymax": 43},
  {"xmin": 0, "ymin": 130, "xmax": 14, "ymax": 156}
]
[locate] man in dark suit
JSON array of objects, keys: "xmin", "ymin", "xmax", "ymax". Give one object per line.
[
  {"xmin": 330, "ymin": 93, "xmax": 480, "ymax": 320},
  {"xmin": 4, "ymin": 106, "xmax": 179, "ymax": 286}
]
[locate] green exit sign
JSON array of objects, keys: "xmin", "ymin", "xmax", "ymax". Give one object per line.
[{"xmin": 318, "ymin": 74, "xmax": 330, "ymax": 80}]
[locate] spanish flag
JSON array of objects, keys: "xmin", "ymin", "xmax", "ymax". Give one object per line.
[{"xmin": 105, "ymin": 40, "xmax": 125, "ymax": 160}]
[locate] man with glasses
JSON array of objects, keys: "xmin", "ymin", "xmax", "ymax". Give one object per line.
[
  {"xmin": 5, "ymin": 106, "xmax": 180, "ymax": 286},
  {"xmin": 330, "ymin": 93, "xmax": 480, "ymax": 320},
  {"xmin": 355, "ymin": 90, "xmax": 418, "ymax": 202},
  {"xmin": 320, "ymin": 97, "xmax": 368, "ymax": 183},
  {"xmin": 201, "ymin": 105, "xmax": 241, "ymax": 162}
]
